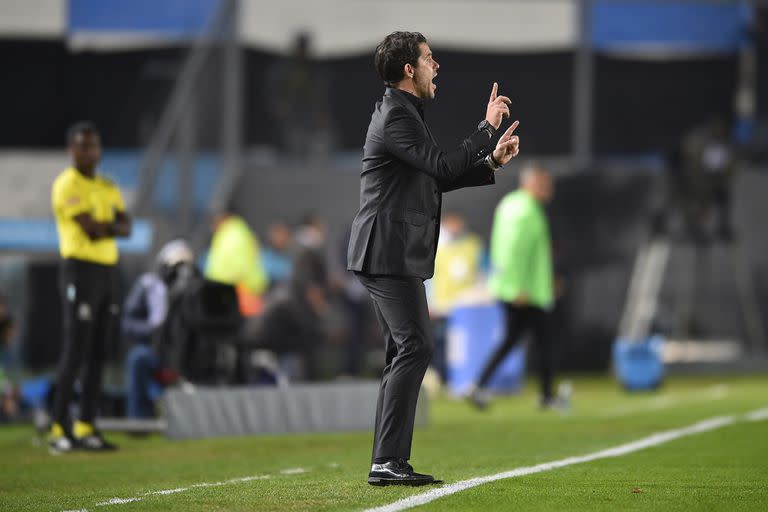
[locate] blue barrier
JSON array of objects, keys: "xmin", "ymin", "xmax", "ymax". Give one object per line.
[
  {"xmin": 592, "ymin": 1, "xmax": 751, "ymax": 54},
  {"xmin": 100, "ymin": 150, "xmax": 220, "ymax": 213},
  {"xmin": 613, "ymin": 335, "xmax": 665, "ymax": 391},
  {"xmin": 446, "ymin": 303, "xmax": 526, "ymax": 395},
  {"xmin": 69, "ymin": 0, "xmax": 218, "ymax": 36},
  {"xmin": 0, "ymin": 218, "xmax": 153, "ymax": 254}
]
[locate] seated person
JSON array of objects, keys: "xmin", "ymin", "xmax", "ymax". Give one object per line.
[{"xmin": 123, "ymin": 240, "xmax": 195, "ymax": 418}]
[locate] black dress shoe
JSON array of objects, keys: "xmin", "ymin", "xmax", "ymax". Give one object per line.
[{"xmin": 368, "ymin": 459, "xmax": 439, "ymax": 486}]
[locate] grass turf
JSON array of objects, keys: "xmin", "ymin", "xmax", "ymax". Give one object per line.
[{"xmin": 1, "ymin": 374, "xmax": 766, "ymax": 511}]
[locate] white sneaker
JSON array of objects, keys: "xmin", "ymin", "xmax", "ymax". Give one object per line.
[{"xmin": 49, "ymin": 435, "xmax": 74, "ymax": 455}]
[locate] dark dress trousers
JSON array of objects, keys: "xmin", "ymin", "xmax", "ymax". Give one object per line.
[{"xmin": 348, "ymin": 87, "xmax": 496, "ymax": 462}]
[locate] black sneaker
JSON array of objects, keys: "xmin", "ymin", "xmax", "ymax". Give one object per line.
[
  {"xmin": 75, "ymin": 432, "xmax": 119, "ymax": 451},
  {"xmin": 368, "ymin": 459, "xmax": 439, "ymax": 486}
]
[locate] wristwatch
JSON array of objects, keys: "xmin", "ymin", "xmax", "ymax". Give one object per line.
[
  {"xmin": 477, "ymin": 119, "xmax": 496, "ymax": 139},
  {"xmin": 485, "ymin": 153, "xmax": 502, "ymax": 171}
]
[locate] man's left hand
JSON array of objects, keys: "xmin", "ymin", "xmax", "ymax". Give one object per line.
[{"xmin": 492, "ymin": 120, "xmax": 520, "ymax": 166}]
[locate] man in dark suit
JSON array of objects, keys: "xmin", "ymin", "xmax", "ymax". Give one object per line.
[{"xmin": 347, "ymin": 31, "xmax": 521, "ymax": 486}]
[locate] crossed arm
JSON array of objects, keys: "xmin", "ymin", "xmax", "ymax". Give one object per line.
[{"xmin": 74, "ymin": 210, "xmax": 132, "ymax": 241}]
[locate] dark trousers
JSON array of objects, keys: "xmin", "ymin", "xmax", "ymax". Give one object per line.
[
  {"xmin": 476, "ymin": 303, "xmax": 554, "ymax": 400},
  {"xmin": 53, "ymin": 258, "xmax": 119, "ymax": 427},
  {"xmin": 356, "ymin": 274, "xmax": 433, "ymax": 463}
]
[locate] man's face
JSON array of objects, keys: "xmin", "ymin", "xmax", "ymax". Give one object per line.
[
  {"xmin": 412, "ymin": 42, "xmax": 439, "ymax": 100},
  {"xmin": 442, "ymin": 214, "xmax": 465, "ymax": 237},
  {"xmin": 69, "ymin": 132, "xmax": 101, "ymax": 171},
  {"xmin": 535, "ymin": 174, "xmax": 554, "ymax": 203},
  {"xmin": 269, "ymin": 223, "xmax": 291, "ymax": 250}
]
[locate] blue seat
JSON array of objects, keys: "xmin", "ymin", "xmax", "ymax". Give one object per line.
[{"xmin": 613, "ymin": 335, "xmax": 665, "ymax": 391}]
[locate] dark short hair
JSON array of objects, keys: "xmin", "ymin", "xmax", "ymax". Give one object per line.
[
  {"xmin": 67, "ymin": 121, "xmax": 99, "ymax": 145},
  {"xmin": 374, "ymin": 31, "xmax": 427, "ymax": 86}
]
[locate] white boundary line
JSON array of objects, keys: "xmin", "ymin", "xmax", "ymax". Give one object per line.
[
  {"xmin": 745, "ymin": 407, "xmax": 768, "ymax": 422},
  {"xmin": 280, "ymin": 468, "xmax": 307, "ymax": 475},
  {"xmin": 363, "ymin": 407, "xmax": 768, "ymax": 512},
  {"xmin": 92, "ymin": 476, "xmax": 274, "ymax": 508},
  {"xmin": 66, "ymin": 468, "xmax": 315, "ymax": 511}
]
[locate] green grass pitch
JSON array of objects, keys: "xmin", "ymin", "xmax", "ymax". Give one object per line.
[{"xmin": 1, "ymin": 374, "xmax": 766, "ymax": 511}]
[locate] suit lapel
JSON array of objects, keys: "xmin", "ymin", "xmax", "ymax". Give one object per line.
[{"xmin": 385, "ymin": 88, "xmax": 437, "ymax": 145}]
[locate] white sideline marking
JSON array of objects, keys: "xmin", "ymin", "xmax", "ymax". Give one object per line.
[
  {"xmin": 151, "ymin": 487, "xmax": 187, "ymax": 496},
  {"xmin": 221, "ymin": 475, "xmax": 273, "ymax": 484},
  {"xmin": 745, "ymin": 408, "xmax": 768, "ymax": 422},
  {"xmin": 363, "ymin": 408, "xmax": 768, "ymax": 512},
  {"xmin": 95, "ymin": 497, "xmax": 142, "ymax": 506},
  {"xmin": 67, "ymin": 472, "xmax": 278, "ymax": 511},
  {"xmin": 280, "ymin": 468, "xmax": 306, "ymax": 475},
  {"xmin": 189, "ymin": 475, "xmax": 272, "ymax": 489}
]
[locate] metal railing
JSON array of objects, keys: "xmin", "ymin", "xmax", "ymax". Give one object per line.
[{"xmin": 130, "ymin": 0, "xmax": 243, "ymax": 248}]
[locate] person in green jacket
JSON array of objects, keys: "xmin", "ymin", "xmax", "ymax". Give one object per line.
[{"xmin": 468, "ymin": 163, "xmax": 560, "ymax": 409}]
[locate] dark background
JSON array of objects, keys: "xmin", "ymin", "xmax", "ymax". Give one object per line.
[{"xmin": 2, "ymin": 39, "xmax": 763, "ymax": 154}]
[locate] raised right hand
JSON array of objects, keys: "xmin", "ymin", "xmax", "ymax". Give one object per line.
[{"xmin": 485, "ymin": 82, "xmax": 511, "ymax": 129}]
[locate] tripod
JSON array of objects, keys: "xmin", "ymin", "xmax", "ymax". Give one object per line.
[{"xmin": 619, "ymin": 235, "xmax": 766, "ymax": 361}]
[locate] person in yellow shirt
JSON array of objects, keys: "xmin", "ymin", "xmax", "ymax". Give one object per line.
[
  {"xmin": 49, "ymin": 122, "xmax": 132, "ymax": 454},
  {"xmin": 431, "ymin": 213, "xmax": 484, "ymax": 314},
  {"xmin": 204, "ymin": 211, "xmax": 268, "ymax": 316},
  {"xmin": 430, "ymin": 212, "xmax": 484, "ymax": 381}
]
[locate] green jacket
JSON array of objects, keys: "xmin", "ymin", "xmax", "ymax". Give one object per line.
[{"xmin": 487, "ymin": 190, "xmax": 554, "ymax": 309}]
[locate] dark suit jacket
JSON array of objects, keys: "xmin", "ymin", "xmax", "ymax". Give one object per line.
[{"xmin": 347, "ymin": 87, "xmax": 496, "ymax": 279}]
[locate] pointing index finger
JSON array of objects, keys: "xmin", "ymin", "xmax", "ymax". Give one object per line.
[
  {"xmin": 503, "ymin": 120, "xmax": 520, "ymax": 138},
  {"xmin": 489, "ymin": 82, "xmax": 498, "ymax": 102}
]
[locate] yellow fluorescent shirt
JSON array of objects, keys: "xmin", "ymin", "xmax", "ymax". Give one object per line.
[
  {"xmin": 432, "ymin": 234, "xmax": 483, "ymax": 313},
  {"xmin": 51, "ymin": 167, "xmax": 126, "ymax": 265}
]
